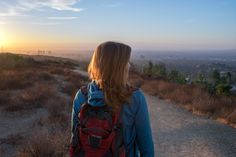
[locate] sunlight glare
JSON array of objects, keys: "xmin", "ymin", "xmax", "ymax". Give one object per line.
[{"xmin": 0, "ymin": 31, "xmax": 5, "ymax": 47}]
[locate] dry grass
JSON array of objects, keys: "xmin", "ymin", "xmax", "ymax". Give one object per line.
[
  {"xmin": 0, "ymin": 70, "xmax": 33, "ymax": 90},
  {"xmin": 44, "ymin": 96, "xmax": 69, "ymax": 128},
  {"xmin": 3, "ymin": 84, "xmax": 57, "ymax": 112},
  {"xmin": 0, "ymin": 54, "xmax": 87, "ymax": 112},
  {"xmin": 48, "ymin": 67, "xmax": 67, "ymax": 76},
  {"xmin": 0, "ymin": 53, "xmax": 89, "ymax": 156},
  {"xmin": 0, "ymin": 134, "xmax": 24, "ymax": 146},
  {"xmin": 228, "ymin": 109, "xmax": 236, "ymax": 124},
  {"xmin": 128, "ymin": 69, "xmax": 145, "ymax": 88},
  {"xmin": 0, "ymin": 68, "xmax": 55, "ymax": 91},
  {"xmin": 60, "ymin": 70, "xmax": 88, "ymax": 96},
  {"xmin": 0, "ymin": 134, "xmax": 25, "ymax": 157},
  {"xmin": 0, "ymin": 53, "xmax": 38, "ymax": 70},
  {"xmin": 16, "ymin": 129, "xmax": 70, "ymax": 157},
  {"xmin": 140, "ymin": 78, "xmax": 236, "ymax": 125},
  {"xmin": 0, "ymin": 91, "xmax": 11, "ymax": 106}
]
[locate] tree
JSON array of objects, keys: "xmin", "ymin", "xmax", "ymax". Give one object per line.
[
  {"xmin": 143, "ymin": 62, "xmax": 168, "ymax": 78},
  {"xmin": 143, "ymin": 60, "xmax": 154, "ymax": 77},
  {"xmin": 227, "ymin": 72, "xmax": 232, "ymax": 84},
  {"xmin": 195, "ymin": 73, "xmax": 207, "ymax": 85},
  {"xmin": 168, "ymin": 70, "xmax": 186, "ymax": 84},
  {"xmin": 216, "ymin": 84, "xmax": 231, "ymax": 96},
  {"xmin": 212, "ymin": 70, "xmax": 220, "ymax": 84},
  {"xmin": 154, "ymin": 63, "xmax": 167, "ymax": 77}
]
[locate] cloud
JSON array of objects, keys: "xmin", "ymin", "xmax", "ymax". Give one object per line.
[
  {"xmin": 0, "ymin": 22, "xmax": 8, "ymax": 25},
  {"xmin": 0, "ymin": 0, "xmax": 84, "ymax": 17},
  {"xmin": 47, "ymin": 16, "xmax": 78, "ymax": 20},
  {"xmin": 0, "ymin": 5, "xmax": 30, "ymax": 17},
  {"xmin": 36, "ymin": 0, "xmax": 85, "ymax": 12}
]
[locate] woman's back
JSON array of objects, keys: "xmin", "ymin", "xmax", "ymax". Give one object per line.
[{"xmin": 71, "ymin": 81, "xmax": 154, "ymax": 157}]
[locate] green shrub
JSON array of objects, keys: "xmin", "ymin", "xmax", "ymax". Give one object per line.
[
  {"xmin": 167, "ymin": 70, "xmax": 186, "ymax": 84},
  {"xmin": 143, "ymin": 61, "xmax": 167, "ymax": 77},
  {"xmin": 216, "ymin": 84, "xmax": 231, "ymax": 96}
]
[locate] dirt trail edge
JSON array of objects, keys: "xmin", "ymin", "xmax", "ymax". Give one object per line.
[{"xmin": 146, "ymin": 93, "xmax": 236, "ymax": 157}]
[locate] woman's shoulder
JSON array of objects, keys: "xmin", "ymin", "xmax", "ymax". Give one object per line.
[
  {"xmin": 128, "ymin": 86, "xmax": 147, "ymax": 108},
  {"xmin": 74, "ymin": 83, "xmax": 89, "ymax": 98},
  {"xmin": 73, "ymin": 85, "xmax": 88, "ymax": 110},
  {"xmin": 129, "ymin": 85, "xmax": 145, "ymax": 99},
  {"xmin": 122, "ymin": 87, "xmax": 148, "ymax": 117}
]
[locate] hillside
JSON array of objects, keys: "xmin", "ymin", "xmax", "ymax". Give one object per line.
[
  {"xmin": 0, "ymin": 53, "xmax": 235, "ymax": 157},
  {"xmin": 0, "ymin": 53, "xmax": 87, "ymax": 157}
]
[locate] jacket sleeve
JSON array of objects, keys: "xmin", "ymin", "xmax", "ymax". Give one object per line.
[
  {"xmin": 134, "ymin": 90, "xmax": 155, "ymax": 157},
  {"xmin": 70, "ymin": 89, "xmax": 86, "ymax": 146}
]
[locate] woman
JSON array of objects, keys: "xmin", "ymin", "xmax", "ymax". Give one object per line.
[{"xmin": 70, "ymin": 41, "xmax": 154, "ymax": 157}]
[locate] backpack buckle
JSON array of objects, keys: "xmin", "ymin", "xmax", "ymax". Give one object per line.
[{"xmin": 88, "ymin": 135, "xmax": 101, "ymax": 148}]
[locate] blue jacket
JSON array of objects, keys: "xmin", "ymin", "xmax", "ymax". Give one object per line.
[{"xmin": 71, "ymin": 80, "xmax": 154, "ymax": 157}]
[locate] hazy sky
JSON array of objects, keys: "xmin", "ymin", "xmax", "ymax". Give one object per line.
[{"xmin": 0, "ymin": 0, "xmax": 236, "ymax": 51}]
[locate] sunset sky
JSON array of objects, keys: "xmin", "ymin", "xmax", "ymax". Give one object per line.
[{"xmin": 0, "ymin": 0, "xmax": 236, "ymax": 52}]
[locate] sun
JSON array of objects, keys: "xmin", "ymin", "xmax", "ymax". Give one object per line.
[
  {"xmin": 0, "ymin": 30, "xmax": 8, "ymax": 50},
  {"xmin": 0, "ymin": 32, "xmax": 5, "ymax": 47}
]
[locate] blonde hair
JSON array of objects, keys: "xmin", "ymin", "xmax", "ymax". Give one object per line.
[{"xmin": 88, "ymin": 41, "xmax": 132, "ymax": 110}]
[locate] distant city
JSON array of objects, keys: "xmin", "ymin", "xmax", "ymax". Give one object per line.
[{"xmin": 1, "ymin": 48, "xmax": 236, "ymax": 90}]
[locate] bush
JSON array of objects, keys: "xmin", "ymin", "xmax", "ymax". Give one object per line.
[
  {"xmin": 216, "ymin": 84, "xmax": 231, "ymax": 96},
  {"xmin": 16, "ymin": 129, "xmax": 70, "ymax": 157},
  {"xmin": 143, "ymin": 61, "xmax": 167, "ymax": 78},
  {"xmin": 167, "ymin": 70, "xmax": 186, "ymax": 84},
  {"xmin": 0, "ymin": 53, "xmax": 37, "ymax": 70},
  {"xmin": 3, "ymin": 84, "xmax": 57, "ymax": 112},
  {"xmin": 0, "ymin": 71, "xmax": 33, "ymax": 90},
  {"xmin": 0, "ymin": 91, "xmax": 10, "ymax": 106}
]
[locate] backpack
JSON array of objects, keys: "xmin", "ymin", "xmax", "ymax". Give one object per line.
[{"xmin": 71, "ymin": 84, "xmax": 138, "ymax": 157}]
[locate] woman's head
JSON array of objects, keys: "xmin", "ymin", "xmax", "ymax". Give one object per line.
[
  {"xmin": 88, "ymin": 41, "xmax": 132, "ymax": 110},
  {"xmin": 88, "ymin": 41, "xmax": 131, "ymax": 87}
]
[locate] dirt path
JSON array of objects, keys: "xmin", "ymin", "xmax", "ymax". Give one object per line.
[
  {"xmin": 0, "ymin": 108, "xmax": 48, "ymax": 157},
  {"xmin": 0, "ymin": 108, "xmax": 47, "ymax": 140},
  {"xmin": 146, "ymin": 94, "xmax": 236, "ymax": 157}
]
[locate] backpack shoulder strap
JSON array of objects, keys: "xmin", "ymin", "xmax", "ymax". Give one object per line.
[
  {"xmin": 128, "ymin": 85, "xmax": 139, "ymax": 93},
  {"xmin": 80, "ymin": 84, "xmax": 88, "ymax": 98}
]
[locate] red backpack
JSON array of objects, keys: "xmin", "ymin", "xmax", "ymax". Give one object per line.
[{"xmin": 70, "ymin": 85, "xmax": 138, "ymax": 157}]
